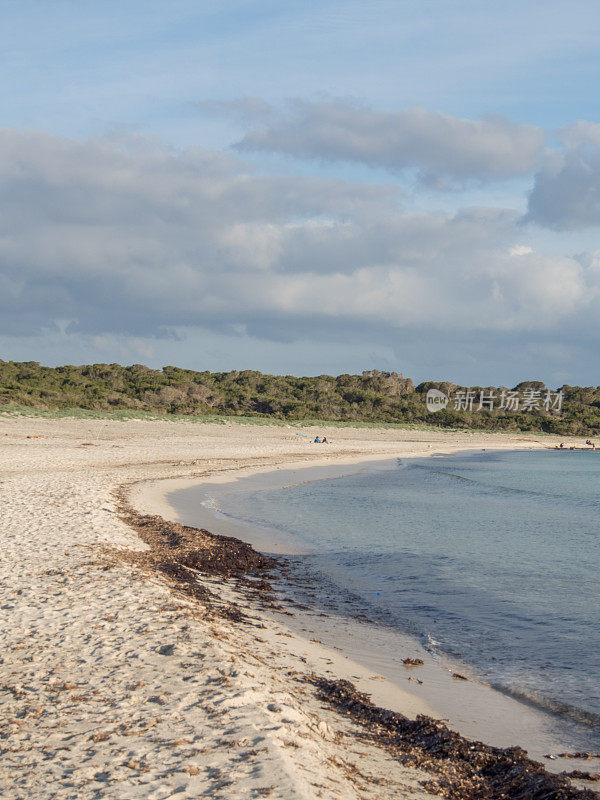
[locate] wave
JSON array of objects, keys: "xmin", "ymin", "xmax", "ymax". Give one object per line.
[
  {"xmin": 410, "ymin": 459, "xmax": 600, "ymax": 510},
  {"xmin": 200, "ymin": 494, "xmax": 222, "ymax": 513},
  {"xmin": 490, "ymin": 682, "xmax": 600, "ymax": 731}
]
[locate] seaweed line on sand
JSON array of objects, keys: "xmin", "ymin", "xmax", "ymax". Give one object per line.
[
  {"xmin": 111, "ymin": 492, "xmax": 281, "ymax": 623},
  {"xmin": 112, "ymin": 491, "xmax": 599, "ymax": 800},
  {"xmin": 310, "ymin": 676, "xmax": 600, "ymax": 800}
]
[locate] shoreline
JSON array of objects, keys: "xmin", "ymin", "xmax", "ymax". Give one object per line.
[
  {"xmin": 130, "ymin": 439, "xmax": 547, "ymax": 554},
  {"xmin": 113, "ymin": 497, "xmax": 600, "ymax": 799},
  {"xmin": 2, "ymin": 414, "xmax": 598, "ymax": 799},
  {"xmin": 129, "ymin": 443, "xmax": 600, "ymax": 768}
]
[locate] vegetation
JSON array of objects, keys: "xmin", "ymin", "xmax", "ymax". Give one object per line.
[{"xmin": 1, "ymin": 361, "xmax": 599, "ymax": 436}]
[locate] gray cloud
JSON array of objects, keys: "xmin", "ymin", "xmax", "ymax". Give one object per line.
[
  {"xmin": 201, "ymin": 99, "xmax": 546, "ymax": 186},
  {"xmin": 527, "ymin": 122, "xmax": 600, "ymax": 229},
  {"xmin": 0, "ymin": 128, "xmax": 596, "ymax": 352}
]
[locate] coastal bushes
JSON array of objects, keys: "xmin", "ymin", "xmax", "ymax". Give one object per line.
[{"xmin": 1, "ymin": 360, "xmax": 600, "ymax": 436}]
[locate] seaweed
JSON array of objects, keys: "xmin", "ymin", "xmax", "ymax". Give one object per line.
[{"xmin": 310, "ymin": 676, "xmax": 599, "ymax": 800}]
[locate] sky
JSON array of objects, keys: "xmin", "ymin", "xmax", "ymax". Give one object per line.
[{"xmin": 1, "ymin": 0, "xmax": 600, "ymax": 386}]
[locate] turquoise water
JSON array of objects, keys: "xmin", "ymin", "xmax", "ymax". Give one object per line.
[{"xmin": 219, "ymin": 449, "xmax": 600, "ymax": 734}]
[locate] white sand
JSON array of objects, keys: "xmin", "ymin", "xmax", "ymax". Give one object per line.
[{"xmin": 0, "ymin": 415, "xmax": 570, "ymax": 799}]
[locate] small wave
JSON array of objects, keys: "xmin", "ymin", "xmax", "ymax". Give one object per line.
[
  {"xmin": 411, "ymin": 456, "xmax": 600, "ymax": 510},
  {"xmin": 412, "ymin": 461, "xmax": 539, "ymax": 495},
  {"xmin": 200, "ymin": 494, "xmax": 222, "ymax": 513},
  {"xmin": 490, "ymin": 682, "xmax": 600, "ymax": 730}
]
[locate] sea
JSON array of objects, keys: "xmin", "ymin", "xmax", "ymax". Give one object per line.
[{"xmin": 212, "ymin": 448, "xmax": 600, "ymax": 741}]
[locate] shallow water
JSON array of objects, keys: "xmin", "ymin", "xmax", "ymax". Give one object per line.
[{"xmin": 216, "ymin": 449, "xmax": 600, "ymax": 737}]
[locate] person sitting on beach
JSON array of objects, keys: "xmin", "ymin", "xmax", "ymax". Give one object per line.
[
  {"xmin": 314, "ymin": 436, "xmax": 321, "ymax": 443},
  {"xmin": 322, "ymin": 437, "xmax": 328, "ymax": 443}
]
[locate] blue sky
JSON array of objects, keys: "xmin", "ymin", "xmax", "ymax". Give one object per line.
[
  {"xmin": 5, "ymin": 0, "xmax": 600, "ymax": 136},
  {"xmin": 2, "ymin": 1, "xmax": 600, "ymax": 385}
]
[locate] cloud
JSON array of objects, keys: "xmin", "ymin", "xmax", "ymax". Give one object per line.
[
  {"xmin": 201, "ymin": 99, "xmax": 546, "ymax": 186},
  {"xmin": 0, "ymin": 127, "xmax": 596, "ymax": 353},
  {"xmin": 527, "ymin": 122, "xmax": 600, "ymax": 229}
]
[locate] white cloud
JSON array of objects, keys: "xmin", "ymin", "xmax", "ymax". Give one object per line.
[
  {"xmin": 200, "ymin": 99, "xmax": 546, "ymax": 186},
  {"xmin": 527, "ymin": 122, "xmax": 600, "ymax": 229},
  {"xmin": 509, "ymin": 244, "xmax": 534, "ymax": 256},
  {"xmin": 0, "ymin": 127, "xmax": 596, "ymax": 354}
]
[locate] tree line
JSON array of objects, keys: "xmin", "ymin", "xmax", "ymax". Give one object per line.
[{"xmin": 1, "ymin": 361, "xmax": 598, "ymax": 436}]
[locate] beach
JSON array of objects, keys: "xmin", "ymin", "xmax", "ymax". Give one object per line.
[{"xmin": 1, "ymin": 413, "xmax": 596, "ymax": 800}]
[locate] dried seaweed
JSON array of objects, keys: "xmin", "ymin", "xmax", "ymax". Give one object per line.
[
  {"xmin": 310, "ymin": 676, "xmax": 599, "ymax": 800},
  {"xmin": 113, "ymin": 500, "xmax": 279, "ymax": 622}
]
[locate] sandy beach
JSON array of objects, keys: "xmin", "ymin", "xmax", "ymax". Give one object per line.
[{"xmin": 1, "ymin": 414, "xmax": 595, "ymax": 800}]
